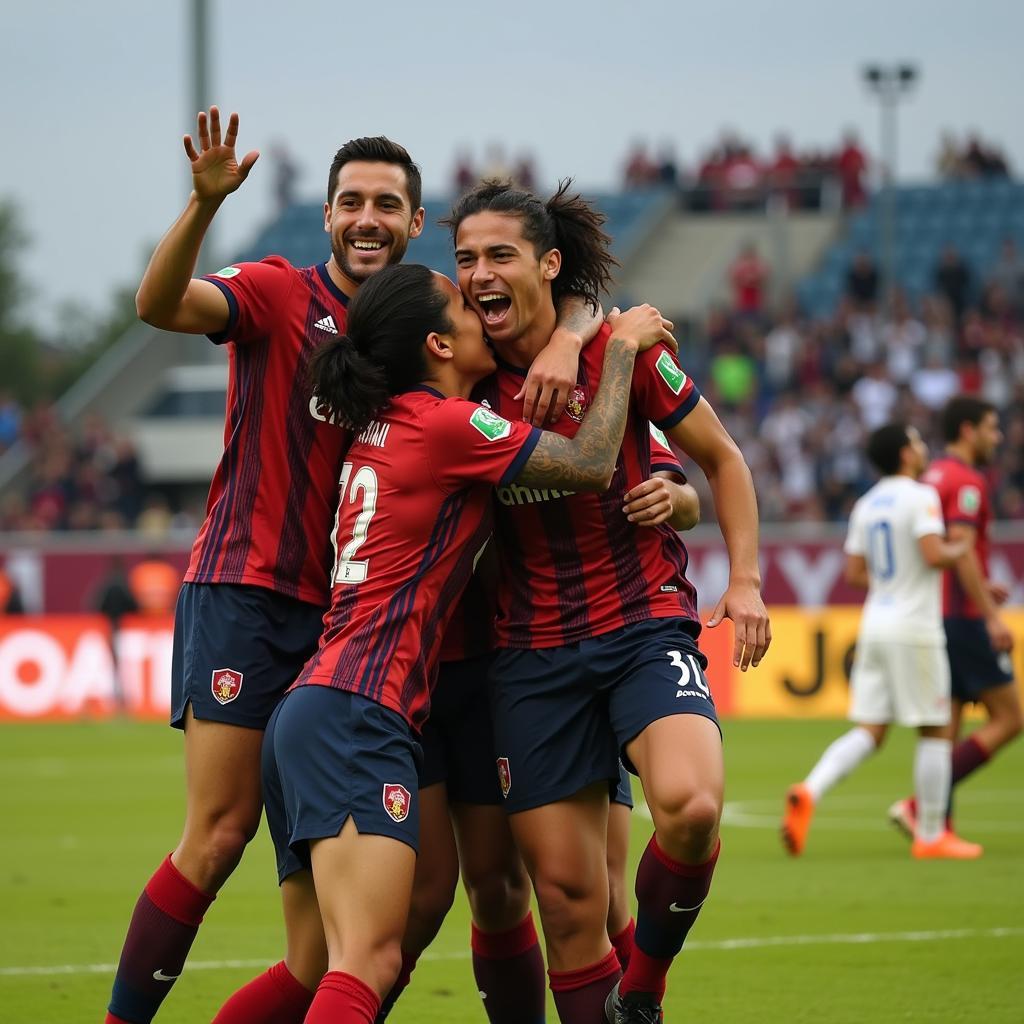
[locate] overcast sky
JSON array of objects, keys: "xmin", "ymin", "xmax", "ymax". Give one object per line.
[{"xmin": 3, "ymin": 0, "xmax": 1021, "ymax": 332}]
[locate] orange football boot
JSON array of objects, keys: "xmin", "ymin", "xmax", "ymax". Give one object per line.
[
  {"xmin": 911, "ymin": 831, "xmax": 983, "ymax": 860},
  {"xmin": 781, "ymin": 783, "xmax": 815, "ymax": 856}
]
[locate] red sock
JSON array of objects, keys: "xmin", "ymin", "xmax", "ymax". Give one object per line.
[
  {"xmin": 610, "ymin": 918, "xmax": 636, "ymax": 972},
  {"xmin": 375, "ymin": 951, "xmax": 419, "ymax": 1021},
  {"xmin": 106, "ymin": 854, "xmax": 215, "ymax": 1023},
  {"xmin": 622, "ymin": 837, "xmax": 720, "ymax": 1000},
  {"xmin": 211, "ymin": 961, "xmax": 314, "ymax": 1023},
  {"xmin": 306, "ymin": 971, "xmax": 380, "ymax": 1024},
  {"xmin": 471, "ymin": 913, "xmax": 546, "ymax": 1024},
  {"xmin": 549, "ymin": 948, "xmax": 620, "ymax": 1023}
]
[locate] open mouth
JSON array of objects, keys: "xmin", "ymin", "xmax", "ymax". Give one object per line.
[
  {"xmin": 348, "ymin": 238, "xmax": 387, "ymax": 256},
  {"xmin": 477, "ymin": 292, "xmax": 512, "ymax": 326}
]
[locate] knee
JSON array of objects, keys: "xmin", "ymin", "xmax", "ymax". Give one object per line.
[
  {"xmin": 180, "ymin": 809, "xmax": 260, "ymax": 888},
  {"xmin": 367, "ymin": 938, "xmax": 405, "ymax": 998},
  {"xmin": 651, "ymin": 791, "xmax": 721, "ymax": 862},
  {"xmin": 531, "ymin": 870, "xmax": 602, "ymax": 945},
  {"xmin": 464, "ymin": 863, "xmax": 532, "ymax": 932}
]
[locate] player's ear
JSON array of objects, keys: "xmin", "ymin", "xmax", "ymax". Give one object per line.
[
  {"xmin": 323, "ymin": 201, "xmax": 331, "ymax": 233},
  {"xmin": 425, "ymin": 331, "xmax": 454, "ymax": 361},
  {"xmin": 541, "ymin": 248, "xmax": 561, "ymax": 281},
  {"xmin": 409, "ymin": 207, "xmax": 426, "ymax": 239}
]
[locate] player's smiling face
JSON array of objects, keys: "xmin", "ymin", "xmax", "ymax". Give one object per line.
[
  {"xmin": 324, "ymin": 161, "xmax": 424, "ymax": 286},
  {"xmin": 454, "ymin": 212, "xmax": 560, "ymax": 345}
]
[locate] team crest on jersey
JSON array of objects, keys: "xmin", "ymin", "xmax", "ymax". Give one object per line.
[
  {"xmin": 496, "ymin": 757, "xmax": 512, "ymax": 798},
  {"xmin": 958, "ymin": 485, "xmax": 981, "ymax": 514},
  {"xmin": 383, "ymin": 784, "xmax": 412, "ymax": 823},
  {"xmin": 213, "ymin": 266, "xmax": 241, "ymax": 279},
  {"xmin": 655, "ymin": 351, "xmax": 687, "ymax": 395},
  {"xmin": 470, "ymin": 407, "xmax": 512, "ymax": 441},
  {"xmin": 565, "ymin": 385, "xmax": 589, "ymax": 423},
  {"xmin": 211, "ymin": 668, "xmax": 243, "ymax": 705}
]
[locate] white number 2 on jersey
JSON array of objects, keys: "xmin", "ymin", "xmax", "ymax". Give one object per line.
[{"xmin": 332, "ymin": 462, "xmax": 379, "ymax": 585}]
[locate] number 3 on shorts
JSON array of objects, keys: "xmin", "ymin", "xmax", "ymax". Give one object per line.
[{"xmin": 667, "ymin": 649, "xmax": 710, "ymax": 699}]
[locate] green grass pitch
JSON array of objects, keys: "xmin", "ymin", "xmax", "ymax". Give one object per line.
[{"xmin": 2, "ymin": 718, "xmax": 1022, "ymax": 1023}]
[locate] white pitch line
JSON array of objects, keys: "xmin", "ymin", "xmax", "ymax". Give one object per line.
[{"xmin": 3, "ymin": 927, "xmax": 1022, "ymax": 978}]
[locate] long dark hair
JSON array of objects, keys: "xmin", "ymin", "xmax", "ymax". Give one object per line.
[
  {"xmin": 308, "ymin": 264, "xmax": 451, "ymax": 433},
  {"xmin": 442, "ymin": 179, "xmax": 617, "ymax": 308}
]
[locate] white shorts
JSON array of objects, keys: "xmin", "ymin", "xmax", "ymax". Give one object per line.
[{"xmin": 848, "ymin": 637, "xmax": 951, "ymax": 727}]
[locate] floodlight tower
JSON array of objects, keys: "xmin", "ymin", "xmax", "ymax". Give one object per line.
[
  {"xmin": 191, "ymin": 0, "xmax": 214, "ymax": 272},
  {"xmin": 862, "ymin": 63, "xmax": 919, "ymax": 301}
]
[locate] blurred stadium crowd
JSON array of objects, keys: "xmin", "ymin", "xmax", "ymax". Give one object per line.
[{"xmin": 2, "ymin": 131, "xmax": 1021, "ymax": 535}]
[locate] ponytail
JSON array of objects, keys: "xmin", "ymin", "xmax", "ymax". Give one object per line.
[{"xmin": 309, "ymin": 334, "xmax": 389, "ymax": 434}]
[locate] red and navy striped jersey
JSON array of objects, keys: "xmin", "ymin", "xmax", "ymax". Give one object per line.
[
  {"xmin": 437, "ymin": 427, "xmax": 686, "ymax": 663},
  {"xmin": 183, "ymin": 258, "xmax": 351, "ymax": 606},
  {"xmin": 922, "ymin": 455, "xmax": 992, "ymax": 619},
  {"xmin": 478, "ymin": 324, "xmax": 702, "ymax": 650},
  {"xmin": 293, "ymin": 388, "xmax": 540, "ymax": 729}
]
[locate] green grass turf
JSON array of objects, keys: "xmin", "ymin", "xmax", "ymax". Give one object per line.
[{"xmin": 2, "ymin": 718, "xmax": 1022, "ymax": 1023}]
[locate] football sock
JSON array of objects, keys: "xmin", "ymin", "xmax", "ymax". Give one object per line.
[
  {"xmin": 548, "ymin": 949, "xmax": 620, "ymax": 1023},
  {"xmin": 211, "ymin": 960, "xmax": 314, "ymax": 1023},
  {"xmin": 610, "ymin": 917, "xmax": 636, "ymax": 972},
  {"xmin": 306, "ymin": 971, "xmax": 380, "ymax": 1024},
  {"xmin": 804, "ymin": 727, "xmax": 877, "ymax": 802},
  {"xmin": 947, "ymin": 734, "xmax": 991, "ymax": 821},
  {"xmin": 374, "ymin": 951, "xmax": 419, "ymax": 1022},
  {"xmin": 914, "ymin": 738, "xmax": 952, "ymax": 842},
  {"xmin": 622, "ymin": 836, "xmax": 720, "ymax": 1000},
  {"xmin": 105, "ymin": 853, "xmax": 215, "ymax": 1024},
  {"xmin": 471, "ymin": 913, "xmax": 546, "ymax": 1024}
]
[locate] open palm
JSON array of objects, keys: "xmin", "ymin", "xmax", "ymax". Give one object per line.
[{"xmin": 183, "ymin": 106, "xmax": 260, "ymax": 202}]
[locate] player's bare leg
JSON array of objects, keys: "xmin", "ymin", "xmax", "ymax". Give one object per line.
[
  {"xmin": 106, "ymin": 707, "xmax": 264, "ymax": 1024},
  {"xmin": 509, "ymin": 783, "xmax": 621, "ymax": 1023},
  {"xmin": 306, "ymin": 819, "xmax": 416, "ymax": 1023},
  {"xmin": 453, "ymin": 802, "xmax": 545, "ymax": 1024},
  {"xmin": 610, "ymin": 714, "xmax": 724, "ymax": 1018},
  {"xmin": 211, "ymin": 871, "xmax": 322, "ymax": 1023},
  {"xmin": 784, "ymin": 723, "xmax": 886, "ymax": 856},
  {"xmin": 606, "ymin": 801, "xmax": 635, "ymax": 969},
  {"xmin": 376, "ymin": 784, "xmax": 459, "ymax": 1021}
]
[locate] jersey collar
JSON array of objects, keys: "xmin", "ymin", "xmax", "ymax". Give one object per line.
[{"xmin": 316, "ymin": 263, "xmax": 351, "ymax": 306}]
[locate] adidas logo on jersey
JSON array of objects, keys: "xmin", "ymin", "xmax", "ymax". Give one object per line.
[{"xmin": 314, "ymin": 315, "xmax": 338, "ymax": 334}]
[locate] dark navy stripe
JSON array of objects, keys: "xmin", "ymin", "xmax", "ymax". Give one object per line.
[
  {"xmin": 536, "ymin": 497, "xmax": 591, "ymax": 639},
  {"xmin": 499, "ymin": 428, "xmax": 542, "ymax": 486},
  {"xmin": 204, "ymin": 277, "xmax": 241, "ymax": 345},
  {"xmin": 658, "ymin": 529, "xmax": 700, "ymax": 625},
  {"xmin": 653, "ymin": 384, "xmax": 701, "ymax": 430},
  {"xmin": 219, "ymin": 342, "xmax": 270, "ymax": 579},
  {"xmin": 273, "ymin": 283, "xmax": 329, "ymax": 595},
  {"xmin": 494, "ymin": 505, "xmax": 534, "ymax": 644},
  {"xmin": 195, "ymin": 347, "xmax": 253, "ymax": 579}
]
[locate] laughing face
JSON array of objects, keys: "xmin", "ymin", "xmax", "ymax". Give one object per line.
[
  {"xmin": 453, "ymin": 211, "xmax": 560, "ymax": 346},
  {"xmin": 324, "ymin": 161, "xmax": 424, "ymax": 288}
]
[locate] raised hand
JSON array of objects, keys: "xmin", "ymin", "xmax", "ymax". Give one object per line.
[
  {"xmin": 606, "ymin": 304, "xmax": 677, "ymax": 353},
  {"xmin": 183, "ymin": 107, "xmax": 260, "ymax": 203}
]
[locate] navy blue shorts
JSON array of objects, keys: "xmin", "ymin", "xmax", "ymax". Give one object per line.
[
  {"xmin": 613, "ymin": 763, "xmax": 634, "ymax": 808},
  {"xmin": 489, "ymin": 618, "xmax": 719, "ymax": 813},
  {"xmin": 419, "ymin": 655, "xmax": 503, "ymax": 804},
  {"xmin": 262, "ymin": 686, "xmax": 421, "ymax": 883},
  {"xmin": 170, "ymin": 582, "xmax": 325, "ymax": 731},
  {"xmin": 945, "ymin": 617, "xmax": 1016, "ymax": 703}
]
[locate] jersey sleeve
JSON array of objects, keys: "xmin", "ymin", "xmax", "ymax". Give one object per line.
[
  {"xmin": 843, "ymin": 499, "xmax": 866, "ymax": 556},
  {"xmin": 424, "ymin": 399, "xmax": 542, "ymax": 492},
  {"xmin": 946, "ymin": 474, "xmax": 984, "ymax": 530},
  {"xmin": 649, "ymin": 424, "xmax": 686, "ymax": 479},
  {"xmin": 631, "ymin": 343, "xmax": 702, "ymax": 429},
  {"xmin": 912, "ymin": 484, "xmax": 946, "ymax": 539},
  {"xmin": 202, "ymin": 256, "xmax": 296, "ymax": 345}
]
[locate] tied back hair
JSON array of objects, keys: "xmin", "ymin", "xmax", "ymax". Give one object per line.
[
  {"xmin": 443, "ymin": 179, "xmax": 617, "ymax": 309},
  {"xmin": 308, "ymin": 264, "xmax": 452, "ymax": 435}
]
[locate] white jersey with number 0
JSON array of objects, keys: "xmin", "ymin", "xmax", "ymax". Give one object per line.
[{"xmin": 844, "ymin": 476, "xmax": 946, "ymax": 643}]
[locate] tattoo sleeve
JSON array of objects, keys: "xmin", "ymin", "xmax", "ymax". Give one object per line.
[
  {"xmin": 554, "ymin": 294, "xmax": 603, "ymax": 343},
  {"xmin": 515, "ymin": 338, "xmax": 637, "ymax": 491}
]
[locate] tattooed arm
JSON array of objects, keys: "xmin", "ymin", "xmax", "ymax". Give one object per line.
[{"xmin": 514, "ymin": 305, "xmax": 674, "ymax": 491}]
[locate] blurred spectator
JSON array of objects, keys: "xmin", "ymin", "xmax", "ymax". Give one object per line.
[
  {"xmin": 656, "ymin": 143, "xmax": 679, "ymax": 188},
  {"xmin": 768, "ymin": 135, "xmax": 800, "ymax": 208},
  {"xmin": 937, "ymin": 132, "xmax": 1012, "ymax": 180},
  {"xmin": 729, "ymin": 243, "xmax": 768, "ymax": 317},
  {"xmin": 481, "ymin": 143, "xmax": 511, "ymax": 182},
  {"xmin": 624, "ymin": 141, "xmax": 658, "ymax": 189},
  {"xmin": 0, "ymin": 392, "xmax": 21, "ymax": 452},
  {"xmin": 128, "ymin": 555, "xmax": 181, "ymax": 616},
  {"xmin": 850, "ymin": 361, "xmax": 898, "ymax": 429},
  {"xmin": 0, "ymin": 566, "xmax": 25, "ymax": 614},
  {"xmin": 452, "ymin": 148, "xmax": 476, "ymax": 194},
  {"xmin": 512, "ymin": 152, "xmax": 537, "ymax": 192},
  {"xmin": 988, "ymin": 238, "xmax": 1024, "ymax": 316},
  {"xmin": 845, "ymin": 251, "xmax": 880, "ymax": 310},
  {"xmin": 911, "ymin": 351, "xmax": 960, "ymax": 411},
  {"xmin": 880, "ymin": 293, "xmax": 926, "ymax": 384},
  {"xmin": 836, "ymin": 131, "xmax": 868, "ymax": 208},
  {"xmin": 93, "ymin": 557, "xmax": 139, "ymax": 627},
  {"xmin": 934, "ymin": 244, "xmax": 972, "ymax": 322}
]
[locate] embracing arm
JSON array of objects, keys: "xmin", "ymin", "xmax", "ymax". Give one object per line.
[
  {"xmin": 136, "ymin": 108, "xmax": 259, "ymax": 334},
  {"xmin": 515, "ymin": 305, "xmax": 672, "ymax": 491},
  {"xmin": 623, "ymin": 472, "xmax": 700, "ymax": 530},
  {"xmin": 666, "ymin": 397, "xmax": 770, "ymax": 668}
]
